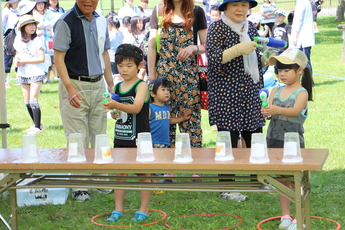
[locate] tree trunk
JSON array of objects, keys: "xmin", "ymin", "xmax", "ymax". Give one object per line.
[{"xmin": 335, "ymin": 0, "xmax": 345, "ymax": 21}]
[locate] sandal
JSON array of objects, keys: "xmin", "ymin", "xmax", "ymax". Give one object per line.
[
  {"xmin": 106, "ymin": 210, "xmax": 124, "ymax": 222},
  {"xmin": 131, "ymin": 211, "xmax": 149, "ymax": 221}
]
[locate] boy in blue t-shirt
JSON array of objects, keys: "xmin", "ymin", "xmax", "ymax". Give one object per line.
[
  {"xmin": 149, "ymin": 78, "xmax": 191, "ymax": 148},
  {"xmin": 149, "ymin": 78, "xmax": 192, "ymax": 182}
]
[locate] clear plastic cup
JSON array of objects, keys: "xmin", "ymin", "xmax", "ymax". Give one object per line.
[
  {"xmin": 282, "ymin": 132, "xmax": 303, "ymax": 163},
  {"xmin": 214, "ymin": 131, "xmax": 234, "ymax": 161},
  {"xmin": 21, "ymin": 134, "xmax": 39, "ymax": 163},
  {"xmin": 250, "ymin": 133, "xmax": 270, "ymax": 163},
  {"xmin": 67, "ymin": 133, "xmax": 86, "ymax": 162},
  {"xmin": 94, "ymin": 134, "xmax": 113, "ymax": 164},
  {"xmin": 174, "ymin": 133, "xmax": 193, "ymax": 163},
  {"xmin": 136, "ymin": 132, "xmax": 155, "ymax": 162}
]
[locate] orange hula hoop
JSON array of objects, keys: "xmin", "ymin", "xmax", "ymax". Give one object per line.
[{"xmin": 256, "ymin": 216, "xmax": 342, "ymax": 230}]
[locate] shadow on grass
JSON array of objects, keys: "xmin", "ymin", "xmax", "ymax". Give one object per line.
[{"xmin": 314, "ymin": 79, "xmax": 344, "ymax": 86}]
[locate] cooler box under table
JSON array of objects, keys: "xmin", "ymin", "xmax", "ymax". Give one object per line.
[{"xmin": 16, "ymin": 174, "xmax": 70, "ymax": 207}]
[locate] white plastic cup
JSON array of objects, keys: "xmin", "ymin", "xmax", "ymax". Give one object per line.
[
  {"xmin": 214, "ymin": 131, "xmax": 234, "ymax": 161},
  {"xmin": 21, "ymin": 134, "xmax": 39, "ymax": 163},
  {"xmin": 250, "ymin": 133, "xmax": 270, "ymax": 163},
  {"xmin": 282, "ymin": 132, "xmax": 303, "ymax": 163},
  {"xmin": 67, "ymin": 133, "xmax": 86, "ymax": 162},
  {"xmin": 94, "ymin": 134, "xmax": 113, "ymax": 164},
  {"xmin": 174, "ymin": 133, "xmax": 193, "ymax": 163},
  {"xmin": 136, "ymin": 132, "xmax": 155, "ymax": 162}
]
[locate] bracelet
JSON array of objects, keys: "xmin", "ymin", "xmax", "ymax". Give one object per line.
[
  {"xmin": 195, "ymin": 45, "xmax": 199, "ymax": 54},
  {"xmin": 201, "ymin": 44, "xmax": 206, "ymax": 53}
]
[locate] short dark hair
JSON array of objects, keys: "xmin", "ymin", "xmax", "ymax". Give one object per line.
[{"xmin": 149, "ymin": 78, "xmax": 170, "ymax": 100}]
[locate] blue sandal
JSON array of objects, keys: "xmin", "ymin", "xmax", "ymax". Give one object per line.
[
  {"xmin": 131, "ymin": 211, "xmax": 149, "ymax": 221},
  {"xmin": 106, "ymin": 210, "xmax": 124, "ymax": 222}
]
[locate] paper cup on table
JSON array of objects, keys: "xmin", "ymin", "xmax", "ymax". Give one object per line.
[
  {"xmin": 215, "ymin": 131, "xmax": 234, "ymax": 161},
  {"xmin": 282, "ymin": 132, "xmax": 303, "ymax": 163},
  {"xmin": 67, "ymin": 133, "xmax": 86, "ymax": 162},
  {"xmin": 21, "ymin": 134, "xmax": 39, "ymax": 163},
  {"xmin": 94, "ymin": 134, "xmax": 113, "ymax": 164},
  {"xmin": 250, "ymin": 133, "xmax": 269, "ymax": 163},
  {"xmin": 136, "ymin": 132, "xmax": 155, "ymax": 162},
  {"xmin": 174, "ymin": 133, "xmax": 193, "ymax": 163}
]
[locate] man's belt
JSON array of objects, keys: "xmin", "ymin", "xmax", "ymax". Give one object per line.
[{"xmin": 70, "ymin": 75, "xmax": 102, "ymax": 82}]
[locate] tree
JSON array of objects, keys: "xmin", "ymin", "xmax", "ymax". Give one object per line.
[{"xmin": 335, "ymin": 0, "xmax": 345, "ymax": 21}]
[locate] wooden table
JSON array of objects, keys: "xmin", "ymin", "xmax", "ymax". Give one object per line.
[{"xmin": 0, "ymin": 148, "xmax": 328, "ymax": 230}]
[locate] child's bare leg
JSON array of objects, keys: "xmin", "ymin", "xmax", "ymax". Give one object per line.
[
  {"xmin": 114, "ymin": 173, "xmax": 127, "ymax": 213},
  {"xmin": 138, "ymin": 175, "xmax": 151, "ymax": 214},
  {"xmin": 280, "ymin": 180, "xmax": 293, "ymax": 216}
]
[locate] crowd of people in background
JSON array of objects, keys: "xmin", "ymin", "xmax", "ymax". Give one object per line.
[{"xmin": 2, "ymin": 0, "xmax": 318, "ymax": 228}]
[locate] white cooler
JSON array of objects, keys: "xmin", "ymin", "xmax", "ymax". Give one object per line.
[{"xmin": 16, "ymin": 174, "xmax": 70, "ymax": 207}]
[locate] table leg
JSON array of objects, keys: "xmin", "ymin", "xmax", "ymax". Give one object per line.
[
  {"xmin": 9, "ymin": 189, "xmax": 17, "ymax": 230},
  {"xmin": 303, "ymin": 171, "xmax": 312, "ymax": 230},
  {"xmin": 294, "ymin": 172, "xmax": 304, "ymax": 230}
]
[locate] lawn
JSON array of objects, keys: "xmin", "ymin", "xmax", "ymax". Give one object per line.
[{"xmin": 1, "ymin": 14, "xmax": 345, "ymax": 230}]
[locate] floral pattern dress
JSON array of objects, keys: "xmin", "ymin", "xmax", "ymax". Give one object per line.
[
  {"xmin": 155, "ymin": 24, "xmax": 202, "ymax": 147},
  {"xmin": 206, "ymin": 20, "xmax": 266, "ymax": 132}
]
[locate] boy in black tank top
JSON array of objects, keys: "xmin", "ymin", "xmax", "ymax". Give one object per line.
[{"xmin": 103, "ymin": 44, "xmax": 151, "ymax": 223}]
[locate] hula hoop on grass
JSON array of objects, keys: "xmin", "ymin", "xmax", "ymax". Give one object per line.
[
  {"xmin": 163, "ymin": 213, "xmax": 243, "ymax": 230},
  {"xmin": 90, "ymin": 209, "xmax": 167, "ymax": 228},
  {"xmin": 256, "ymin": 216, "xmax": 342, "ymax": 230}
]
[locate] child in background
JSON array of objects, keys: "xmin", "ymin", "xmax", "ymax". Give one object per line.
[
  {"xmin": 209, "ymin": 6, "xmax": 222, "ymax": 24},
  {"xmin": 13, "ymin": 15, "xmax": 46, "ymax": 134},
  {"xmin": 248, "ymin": 15, "xmax": 269, "ymax": 37},
  {"xmin": 271, "ymin": 8, "xmax": 291, "ymax": 53},
  {"xmin": 195, "ymin": 0, "xmax": 221, "ymax": 25},
  {"xmin": 261, "ymin": 48, "xmax": 313, "ymax": 230},
  {"xmin": 33, "ymin": 0, "xmax": 54, "ymax": 83},
  {"xmin": 106, "ymin": 12, "xmax": 124, "ymax": 84},
  {"xmin": 103, "ymin": 44, "xmax": 151, "ymax": 223},
  {"xmin": 129, "ymin": 16, "xmax": 144, "ymax": 47}
]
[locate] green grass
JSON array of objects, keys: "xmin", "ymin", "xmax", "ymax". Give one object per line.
[{"xmin": 1, "ymin": 16, "xmax": 345, "ymax": 229}]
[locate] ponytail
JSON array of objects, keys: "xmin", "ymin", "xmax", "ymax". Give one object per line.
[{"xmin": 301, "ymin": 67, "xmax": 313, "ymax": 101}]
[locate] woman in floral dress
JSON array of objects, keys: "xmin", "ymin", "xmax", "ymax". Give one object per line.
[{"xmin": 148, "ymin": 0, "xmax": 207, "ymax": 148}]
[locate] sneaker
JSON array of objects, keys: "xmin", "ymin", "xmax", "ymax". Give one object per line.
[
  {"xmin": 27, "ymin": 127, "xmax": 42, "ymax": 134},
  {"xmin": 279, "ymin": 215, "xmax": 292, "ymax": 228},
  {"xmin": 286, "ymin": 220, "xmax": 306, "ymax": 230},
  {"xmin": 191, "ymin": 174, "xmax": 202, "ymax": 182},
  {"xmin": 106, "ymin": 210, "xmax": 124, "ymax": 222},
  {"xmin": 72, "ymin": 191, "xmax": 91, "ymax": 202},
  {"xmin": 91, "ymin": 189, "xmax": 113, "ymax": 194},
  {"xmin": 25, "ymin": 123, "xmax": 44, "ymax": 132},
  {"xmin": 219, "ymin": 192, "xmax": 249, "ymax": 202},
  {"xmin": 159, "ymin": 174, "xmax": 173, "ymax": 183},
  {"xmin": 45, "ymin": 79, "xmax": 53, "ymax": 83}
]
